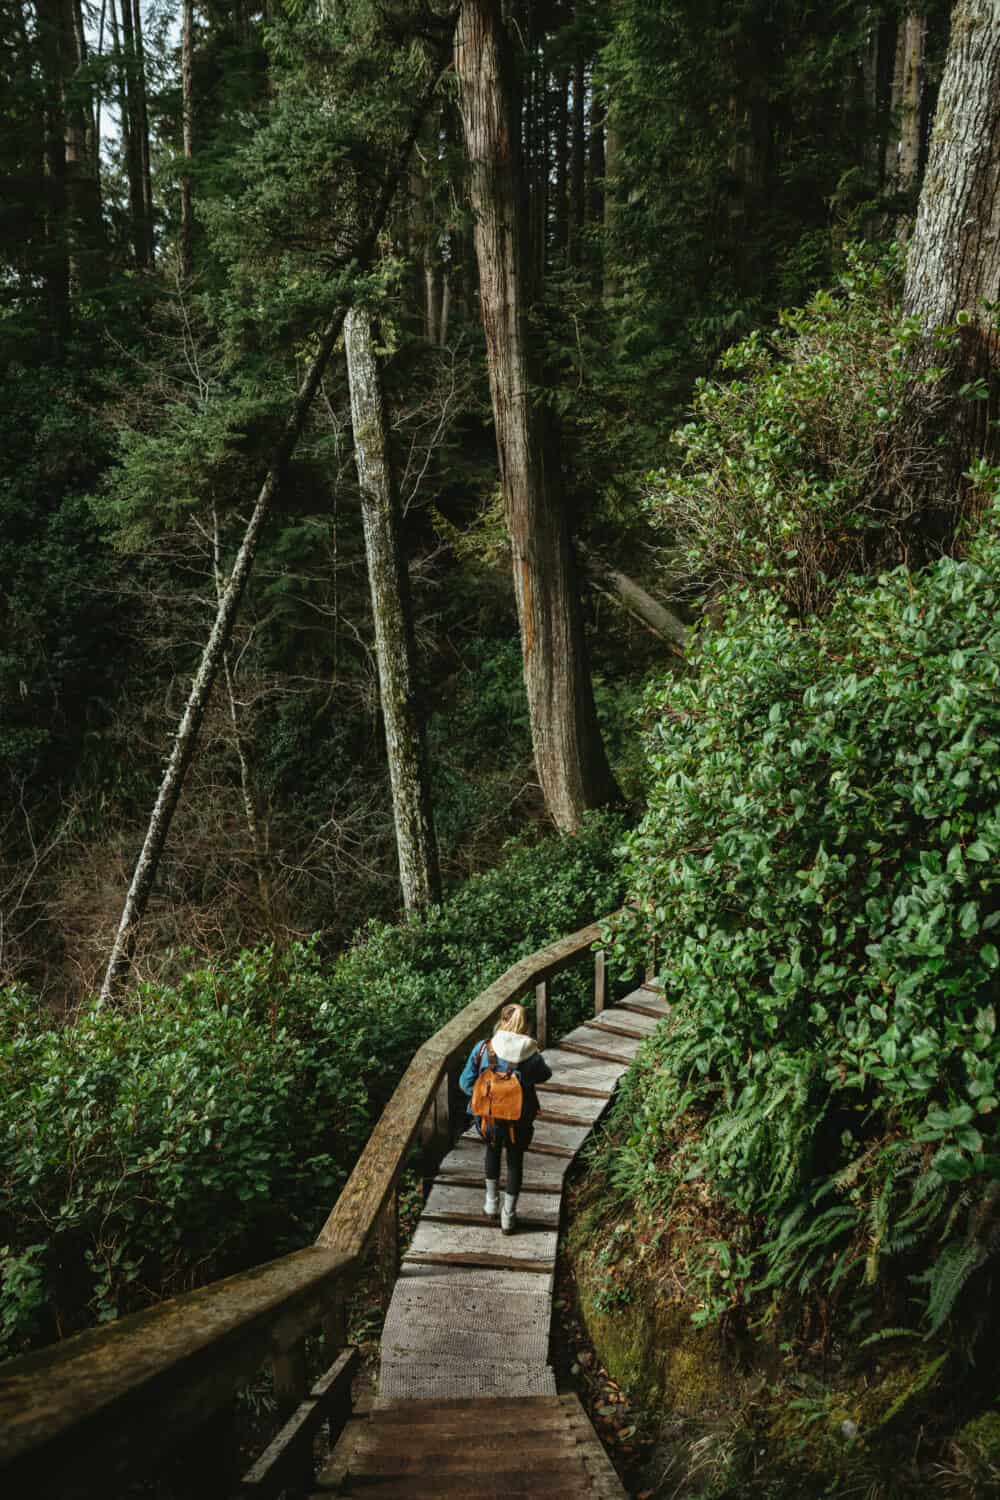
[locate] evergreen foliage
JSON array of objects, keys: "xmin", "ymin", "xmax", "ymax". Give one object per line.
[
  {"xmin": 0, "ymin": 811, "xmax": 624, "ymax": 1358},
  {"xmin": 601, "ymin": 496, "xmax": 1000, "ymax": 1335}
]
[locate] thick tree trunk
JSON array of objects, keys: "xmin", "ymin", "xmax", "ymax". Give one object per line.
[
  {"xmin": 885, "ymin": 10, "xmax": 925, "ymax": 201},
  {"xmin": 570, "ymin": 51, "xmax": 586, "ymax": 264},
  {"xmin": 903, "ymin": 0, "xmax": 1000, "ymax": 492},
  {"xmin": 180, "ymin": 0, "xmax": 194, "ymax": 275},
  {"xmin": 344, "ymin": 306, "xmax": 441, "ymax": 911},
  {"xmin": 456, "ymin": 0, "xmax": 620, "ymax": 831},
  {"xmin": 130, "ymin": 0, "xmax": 155, "ymax": 265},
  {"xmin": 904, "ymin": 1, "xmax": 1000, "ymax": 359},
  {"xmin": 110, "ymin": 0, "xmax": 146, "ymax": 268},
  {"xmin": 36, "ymin": 0, "xmax": 71, "ymax": 348},
  {"xmin": 554, "ymin": 64, "xmax": 570, "ymax": 256},
  {"xmin": 898, "ymin": 12, "xmax": 925, "ymax": 196},
  {"xmin": 99, "ymin": 46, "xmax": 453, "ymax": 999},
  {"xmin": 602, "ymin": 91, "xmax": 620, "ymax": 305}
]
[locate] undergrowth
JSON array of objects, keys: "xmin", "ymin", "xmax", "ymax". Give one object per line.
[
  {"xmin": 0, "ymin": 811, "xmax": 625, "ymax": 1359},
  {"xmin": 600, "ymin": 495, "xmax": 1000, "ymax": 1346}
]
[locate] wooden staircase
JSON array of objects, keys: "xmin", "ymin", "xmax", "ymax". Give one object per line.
[
  {"xmin": 1, "ymin": 915, "xmax": 661, "ymax": 1500},
  {"xmin": 313, "ymin": 982, "xmax": 668, "ymax": 1498},
  {"xmin": 315, "ymin": 1394, "xmax": 627, "ymax": 1498}
]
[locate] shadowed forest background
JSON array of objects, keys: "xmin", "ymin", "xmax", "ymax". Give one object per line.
[{"xmin": 3, "ymin": 0, "xmax": 1000, "ymax": 1493}]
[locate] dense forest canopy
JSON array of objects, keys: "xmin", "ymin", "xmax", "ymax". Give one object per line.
[{"xmin": 3, "ymin": 0, "xmax": 1000, "ymax": 1492}]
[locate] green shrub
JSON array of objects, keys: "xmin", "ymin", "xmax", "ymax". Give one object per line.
[
  {"xmin": 648, "ymin": 246, "xmax": 958, "ymax": 614},
  {"xmin": 600, "ymin": 509, "xmax": 1000, "ymax": 1336},
  {"xmin": 0, "ymin": 812, "xmax": 625, "ymax": 1358}
]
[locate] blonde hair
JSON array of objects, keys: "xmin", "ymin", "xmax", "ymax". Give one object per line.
[{"xmin": 498, "ymin": 1002, "xmax": 531, "ymax": 1035}]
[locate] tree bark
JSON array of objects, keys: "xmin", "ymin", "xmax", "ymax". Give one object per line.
[
  {"xmin": 110, "ymin": 0, "xmax": 146, "ymax": 268},
  {"xmin": 456, "ymin": 0, "xmax": 620, "ymax": 831},
  {"xmin": 904, "ymin": 0, "xmax": 1000, "ymax": 361},
  {"xmin": 570, "ymin": 51, "xmax": 586, "ymax": 264},
  {"xmin": 344, "ymin": 306, "xmax": 441, "ymax": 911},
  {"xmin": 130, "ymin": 0, "xmax": 155, "ymax": 266},
  {"xmin": 898, "ymin": 12, "xmax": 925, "ymax": 196},
  {"xmin": 99, "ymin": 41, "xmax": 454, "ymax": 1000},
  {"xmin": 553, "ymin": 63, "xmax": 570, "ymax": 256},
  {"xmin": 903, "ymin": 0, "xmax": 1000, "ymax": 494},
  {"xmin": 180, "ymin": 0, "xmax": 194, "ymax": 275},
  {"xmin": 602, "ymin": 88, "xmax": 620, "ymax": 305}
]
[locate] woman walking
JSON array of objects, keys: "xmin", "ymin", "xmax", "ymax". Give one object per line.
[{"xmin": 459, "ymin": 1001, "xmax": 552, "ymax": 1234}]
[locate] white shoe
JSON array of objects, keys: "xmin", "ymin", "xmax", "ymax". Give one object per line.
[
  {"xmin": 484, "ymin": 1179, "xmax": 500, "ymax": 1218},
  {"xmin": 501, "ymin": 1193, "xmax": 517, "ymax": 1235}
]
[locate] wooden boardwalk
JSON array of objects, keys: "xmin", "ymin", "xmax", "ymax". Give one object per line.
[{"xmin": 314, "ymin": 983, "xmax": 668, "ymax": 1497}]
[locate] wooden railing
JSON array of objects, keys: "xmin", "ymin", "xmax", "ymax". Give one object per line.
[{"xmin": 0, "ymin": 913, "xmax": 619, "ymax": 1500}]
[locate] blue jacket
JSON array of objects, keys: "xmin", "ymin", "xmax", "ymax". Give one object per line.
[{"xmin": 459, "ymin": 1028, "xmax": 553, "ymax": 1139}]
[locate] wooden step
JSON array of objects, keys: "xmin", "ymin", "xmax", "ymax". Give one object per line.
[
  {"xmin": 420, "ymin": 1209, "xmax": 560, "ymax": 1231},
  {"xmin": 403, "ymin": 1251, "xmax": 555, "ymax": 1274},
  {"xmin": 552, "ymin": 1039, "xmax": 633, "ymax": 1065},
  {"xmin": 433, "ymin": 1173, "xmax": 561, "ymax": 1194},
  {"xmin": 618, "ymin": 999, "xmax": 667, "ymax": 1020},
  {"xmin": 536, "ymin": 1107, "xmax": 594, "ymax": 1126},
  {"xmin": 535, "ymin": 1079, "xmax": 612, "ymax": 1100},
  {"xmin": 583, "ymin": 1017, "xmax": 648, "ymax": 1041}
]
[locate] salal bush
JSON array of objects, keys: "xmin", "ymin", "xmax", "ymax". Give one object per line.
[
  {"xmin": 0, "ymin": 813, "xmax": 624, "ymax": 1358},
  {"xmin": 649, "ymin": 246, "xmax": 955, "ymax": 614},
  {"xmin": 603, "ymin": 515, "xmax": 1000, "ymax": 1335}
]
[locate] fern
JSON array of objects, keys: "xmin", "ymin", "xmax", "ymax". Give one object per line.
[{"xmin": 918, "ymin": 1240, "xmax": 987, "ymax": 1335}]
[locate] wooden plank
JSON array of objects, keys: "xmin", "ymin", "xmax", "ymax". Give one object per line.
[
  {"xmin": 407, "ymin": 1220, "xmax": 557, "ymax": 1263},
  {"xmin": 370, "ymin": 1395, "xmax": 564, "ymax": 1417},
  {"xmin": 535, "ymin": 1080, "xmax": 611, "ymax": 1101},
  {"xmin": 424, "ymin": 1181, "xmax": 562, "ymax": 1222},
  {"xmin": 433, "ymin": 1174, "xmax": 560, "ymax": 1194},
  {"xmin": 403, "ymin": 1252, "xmax": 555, "ymax": 1274},
  {"xmin": 583, "ymin": 1017, "xmax": 648, "ymax": 1041},
  {"xmin": 617, "ymin": 999, "xmax": 667, "ymax": 1020},
  {"xmin": 536, "ymin": 1107, "xmax": 593, "ymax": 1126},
  {"xmin": 421, "ymin": 1209, "xmax": 560, "ymax": 1231},
  {"xmin": 553, "ymin": 1039, "xmax": 635, "ymax": 1065},
  {"xmin": 597, "ymin": 1005, "xmax": 661, "ymax": 1035}
]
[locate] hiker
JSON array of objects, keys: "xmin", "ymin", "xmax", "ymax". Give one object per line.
[{"xmin": 459, "ymin": 1001, "xmax": 552, "ymax": 1236}]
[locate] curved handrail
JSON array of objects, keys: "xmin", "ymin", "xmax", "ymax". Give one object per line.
[{"xmin": 0, "ymin": 911, "xmax": 617, "ymax": 1496}]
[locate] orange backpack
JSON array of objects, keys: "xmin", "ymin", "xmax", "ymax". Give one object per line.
[{"xmin": 471, "ymin": 1043, "xmax": 524, "ymax": 1140}]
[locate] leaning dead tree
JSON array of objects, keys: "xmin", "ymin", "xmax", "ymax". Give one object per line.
[
  {"xmin": 344, "ymin": 304, "xmax": 441, "ymax": 911},
  {"xmin": 99, "ymin": 32, "xmax": 456, "ymax": 1002}
]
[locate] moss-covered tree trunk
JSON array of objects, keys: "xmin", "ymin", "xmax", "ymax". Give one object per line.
[
  {"xmin": 455, "ymin": 0, "xmax": 620, "ymax": 832},
  {"xmin": 344, "ymin": 305, "xmax": 441, "ymax": 912}
]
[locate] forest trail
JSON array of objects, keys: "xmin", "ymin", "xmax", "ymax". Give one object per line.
[{"xmin": 313, "ymin": 984, "xmax": 669, "ymax": 1497}]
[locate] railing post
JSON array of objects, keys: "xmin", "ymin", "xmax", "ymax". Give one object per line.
[
  {"xmin": 377, "ymin": 1181, "xmax": 399, "ymax": 1308},
  {"xmin": 272, "ymin": 1338, "xmax": 312, "ymax": 1495},
  {"xmin": 645, "ymin": 937, "xmax": 658, "ymax": 984},
  {"xmin": 535, "ymin": 977, "xmax": 550, "ymax": 1050},
  {"xmin": 594, "ymin": 949, "xmax": 606, "ymax": 1015}
]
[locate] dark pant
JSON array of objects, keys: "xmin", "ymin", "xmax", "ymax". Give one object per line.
[{"xmin": 484, "ymin": 1125, "xmax": 526, "ymax": 1196}]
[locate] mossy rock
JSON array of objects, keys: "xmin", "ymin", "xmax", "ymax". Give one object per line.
[
  {"xmin": 575, "ymin": 1269, "xmax": 735, "ymax": 1413},
  {"xmin": 950, "ymin": 1410, "xmax": 1000, "ymax": 1491}
]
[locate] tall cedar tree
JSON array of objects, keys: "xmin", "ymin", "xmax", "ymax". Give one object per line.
[{"xmin": 455, "ymin": 0, "xmax": 620, "ymax": 832}]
